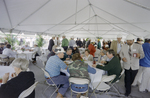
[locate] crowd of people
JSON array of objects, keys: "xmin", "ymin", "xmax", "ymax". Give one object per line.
[{"xmin": 0, "ymin": 34, "xmax": 150, "ymax": 98}]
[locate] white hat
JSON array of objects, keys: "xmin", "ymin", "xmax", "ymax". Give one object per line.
[
  {"xmin": 94, "ymin": 45, "xmax": 97, "ymax": 47},
  {"xmin": 117, "ymin": 34, "xmax": 122, "ymax": 38},
  {"xmin": 56, "ymin": 35, "xmax": 59, "ymax": 37},
  {"xmin": 126, "ymin": 34, "xmax": 135, "ymax": 40},
  {"xmin": 54, "ymin": 47, "xmax": 65, "ymax": 53},
  {"xmin": 91, "ymin": 40, "xmax": 95, "ymax": 42},
  {"xmin": 52, "ymin": 35, "xmax": 55, "ymax": 37},
  {"xmin": 105, "ymin": 44, "xmax": 109, "ymax": 47},
  {"xmin": 73, "ymin": 44, "xmax": 77, "ymax": 47}
]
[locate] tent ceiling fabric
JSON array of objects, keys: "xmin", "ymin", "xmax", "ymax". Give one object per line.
[{"xmin": 0, "ymin": 0, "xmax": 150, "ymax": 39}]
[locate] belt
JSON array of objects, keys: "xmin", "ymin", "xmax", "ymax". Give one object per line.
[{"xmin": 75, "ymin": 87, "xmax": 85, "ymax": 89}]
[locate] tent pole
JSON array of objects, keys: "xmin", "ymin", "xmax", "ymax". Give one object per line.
[
  {"xmin": 13, "ymin": 0, "xmax": 52, "ymax": 29},
  {"xmin": 59, "ymin": 15, "xmax": 95, "ymax": 35},
  {"xmin": 3, "ymin": 0, "xmax": 13, "ymax": 28},
  {"xmin": 43, "ymin": 5, "xmax": 89, "ymax": 33},
  {"xmin": 92, "ymin": 5, "xmax": 150, "ymax": 34}
]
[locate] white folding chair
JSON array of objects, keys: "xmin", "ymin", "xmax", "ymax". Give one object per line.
[
  {"xmin": 18, "ymin": 81, "xmax": 38, "ymax": 98},
  {"xmin": 41, "ymin": 68, "xmax": 60, "ymax": 98},
  {"xmin": 0, "ymin": 54, "xmax": 10, "ymax": 66},
  {"xmin": 90, "ymin": 75, "xmax": 116, "ymax": 98},
  {"xmin": 69, "ymin": 77, "xmax": 90, "ymax": 98},
  {"xmin": 109, "ymin": 69, "xmax": 125, "ymax": 96}
]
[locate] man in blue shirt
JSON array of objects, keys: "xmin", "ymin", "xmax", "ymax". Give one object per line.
[
  {"xmin": 45, "ymin": 47, "xmax": 69, "ymax": 98},
  {"xmin": 133, "ymin": 38, "xmax": 150, "ymax": 92}
]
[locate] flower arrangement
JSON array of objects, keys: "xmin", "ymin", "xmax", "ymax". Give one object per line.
[{"xmin": 21, "ymin": 48, "xmax": 25, "ymax": 52}]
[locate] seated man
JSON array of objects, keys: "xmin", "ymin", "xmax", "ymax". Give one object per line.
[
  {"xmin": 3, "ymin": 44, "xmax": 16, "ymax": 63},
  {"xmin": 45, "ymin": 47, "xmax": 69, "ymax": 98},
  {"xmin": 22, "ymin": 44, "xmax": 31, "ymax": 50},
  {"xmin": 68, "ymin": 53, "xmax": 96, "ymax": 98},
  {"xmin": 32, "ymin": 44, "xmax": 41, "ymax": 64},
  {"xmin": 98, "ymin": 49, "xmax": 107, "ymax": 63},
  {"xmin": 61, "ymin": 48, "xmax": 72, "ymax": 61},
  {"xmin": 47, "ymin": 45, "xmax": 57, "ymax": 60},
  {"xmin": 92, "ymin": 49, "xmax": 122, "ymax": 83}
]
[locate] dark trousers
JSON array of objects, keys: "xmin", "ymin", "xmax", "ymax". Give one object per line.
[
  {"xmin": 32, "ymin": 53, "xmax": 39, "ymax": 61},
  {"xmin": 124, "ymin": 68, "xmax": 138, "ymax": 94},
  {"xmin": 63, "ymin": 46, "xmax": 68, "ymax": 51}
]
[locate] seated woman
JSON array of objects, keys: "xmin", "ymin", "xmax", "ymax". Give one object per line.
[
  {"xmin": 68, "ymin": 53, "xmax": 96, "ymax": 98},
  {"xmin": 82, "ymin": 49, "xmax": 93, "ymax": 61},
  {"xmin": 0, "ymin": 58, "xmax": 35, "ymax": 98},
  {"xmin": 72, "ymin": 44, "xmax": 79, "ymax": 54},
  {"xmin": 98, "ymin": 49, "xmax": 107, "ymax": 63}
]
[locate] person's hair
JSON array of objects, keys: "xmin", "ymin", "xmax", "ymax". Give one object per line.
[
  {"xmin": 107, "ymin": 49, "xmax": 115, "ymax": 56},
  {"xmin": 67, "ymin": 48, "xmax": 72, "ymax": 51},
  {"xmin": 52, "ymin": 45, "xmax": 57, "ymax": 51},
  {"xmin": 4, "ymin": 42, "xmax": 8, "ymax": 45},
  {"xmin": 85, "ymin": 49, "xmax": 90, "ymax": 53},
  {"xmin": 145, "ymin": 39, "xmax": 150, "ymax": 43},
  {"xmin": 6, "ymin": 44, "xmax": 11, "ymax": 48},
  {"xmin": 101, "ymin": 49, "xmax": 106, "ymax": 55},
  {"xmin": 72, "ymin": 53, "xmax": 81, "ymax": 61},
  {"xmin": 11, "ymin": 58, "xmax": 29, "ymax": 71}
]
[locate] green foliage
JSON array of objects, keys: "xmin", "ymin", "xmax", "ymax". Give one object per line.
[
  {"xmin": 96, "ymin": 37, "xmax": 103, "ymax": 39},
  {"xmin": 5, "ymin": 34, "xmax": 16, "ymax": 50},
  {"xmin": 36, "ymin": 35, "xmax": 45, "ymax": 47},
  {"xmin": 86, "ymin": 38, "xmax": 89, "ymax": 41}
]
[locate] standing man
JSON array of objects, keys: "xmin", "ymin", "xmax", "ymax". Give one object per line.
[
  {"xmin": 110, "ymin": 34, "xmax": 124, "ymax": 60},
  {"xmin": 135, "ymin": 38, "xmax": 143, "ymax": 45},
  {"xmin": 86, "ymin": 39, "xmax": 91, "ymax": 48},
  {"xmin": 62, "ymin": 34, "xmax": 69, "ymax": 51},
  {"xmin": 83, "ymin": 38, "xmax": 86, "ymax": 48},
  {"xmin": 69, "ymin": 36, "xmax": 76, "ymax": 50},
  {"xmin": 48, "ymin": 35, "xmax": 55, "ymax": 52},
  {"xmin": 55, "ymin": 36, "xmax": 61, "ymax": 46},
  {"xmin": 97, "ymin": 39, "xmax": 101, "ymax": 49},
  {"xmin": 78, "ymin": 38, "xmax": 83, "ymax": 48},
  {"xmin": 120, "ymin": 34, "xmax": 145, "ymax": 97}
]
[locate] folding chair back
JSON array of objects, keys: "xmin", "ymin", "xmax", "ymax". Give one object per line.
[
  {"xmin": 41, "ymin": 68, "xmax": 60, "ymax": 98},
  {"xmin": 18, "ymin": 81, "xmax": 38, "ymax": 98},
  {"xmin": 69, "ymin": 77, "xmax": 90, "ymax": 98}
]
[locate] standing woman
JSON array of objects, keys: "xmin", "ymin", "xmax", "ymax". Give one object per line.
[{"xmin": 0, "ymin": 58, "xmax": 35, "ymax": 98}]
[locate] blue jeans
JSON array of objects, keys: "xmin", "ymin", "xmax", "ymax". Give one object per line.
[
  {"xmin": 71, "ymin": 84, "xmax": 88, "ymax": 92},
  {"xmin": 46, "ymin": 75, "xmax": 69, "ymax": 95}
]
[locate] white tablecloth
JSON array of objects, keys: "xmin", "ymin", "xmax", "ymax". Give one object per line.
[
  {"xmin": 16, "ymin": 50, "xmax": 35, "ymax": 61},
  {"xmin": 84, "ymin": 61, "xmax": 105, "ymax": 89},
  {"xmin": 0, "ymin": 66, "xmax": 15, "ymax": 86}
]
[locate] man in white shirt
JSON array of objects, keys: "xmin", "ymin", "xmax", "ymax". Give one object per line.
[
  {"xmin": 55, "ymin": 36, "xmax": 61, "ymax": 46},
  {"xmin": 69, "ymin": 36, "xmax": 76, "ymax": 50},
  {"xmin": 3, "ymin": 44, "xmax": 16, "ymax": 63},
  {"xmin": 22, "ymin": 44, "xmax": 31, "ymax": 50}
]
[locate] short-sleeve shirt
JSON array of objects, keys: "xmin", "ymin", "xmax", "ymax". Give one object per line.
[{"xmin": 45, "ymin": 55, "xmax": 67, "ymax": 77}]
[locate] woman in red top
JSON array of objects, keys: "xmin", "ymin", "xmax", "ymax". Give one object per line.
[{"xmin": 88, "ymin": 41, "xmax": 96, "ymax": 57}]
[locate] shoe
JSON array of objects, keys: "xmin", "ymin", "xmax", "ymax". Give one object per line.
[
  {"xmin": 124, "ymin": 93, "xmax": 130, "ymax": 97},
  {"xmin": 56, "ymin": 92, "xmax": 63, "ymax": 98}
]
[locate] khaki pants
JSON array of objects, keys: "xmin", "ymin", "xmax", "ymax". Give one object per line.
[{"xmin": 9, "ymin": 57, "xmax": 15, "ymax": 63}]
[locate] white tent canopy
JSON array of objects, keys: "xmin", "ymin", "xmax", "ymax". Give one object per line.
[{"xmin": 1, "ymin": 0, "xmax": 150, "ymax": 40}]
